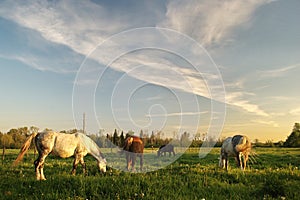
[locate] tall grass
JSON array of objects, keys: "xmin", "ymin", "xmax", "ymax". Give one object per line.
[{"xmin": 1, "ymin": 148, "xmax": 299, "ymax": 199}]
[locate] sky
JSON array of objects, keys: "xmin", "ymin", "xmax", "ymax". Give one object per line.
[{"xmin": 0, "ymin": 0, "xmax": 299, "ymax": 142}]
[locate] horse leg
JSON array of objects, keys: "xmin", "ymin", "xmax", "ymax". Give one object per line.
[
  {"xmin": 34, "ymin": 159, "xmax": 41, "ymax": 180},
  {"xmin": 79, "ymin": 157, "xmax": 87, "ymax": 176},
  {"xmin": 237, "ymin": 153, "xmax": 243, "ymax": 170},
  {"xmin": 34, "ymin": 154, "xmax": 47, "ymax": 180},
  {"xmin": 225, "ymin": 157, "xmax": 228, "ymax": 171},
  {"xmin": 131, "ymin": 154, "xmax": 137, "ymax": 172},
  {"xmin": 72, "ymin": 157, "xmax": 80, "ymax": 175},
  {"xmin": 173, "ymin": 150, "xmax": 175, "ymax": 156},
  {"xmin": 126, "ymin": 152, "xmax": 131, "ymax": 171},
  {"xmin": 140, "ymin": 154, "xmax": 143, "ymax": 171},
  {"xmin": 39, "ymin": 162, "xmax": 46, "ymax": 180},
  {"xmin": 243, "ymin": 153, "xmax": 248, "ymax": 170}
]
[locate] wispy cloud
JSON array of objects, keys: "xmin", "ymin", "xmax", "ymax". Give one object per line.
[
  {"xmin": 258, "ymin": 63, "xmax": 300, "ymax": 78},
  {"xmin": 146, "ymin": 111, "xmax": 208, "ymax": 118},
  {"xmin": 289, "ymin": 108, "xmax": 300, "ymax": 116},
  {"xmin": 251, "ymin": 119, "xmax": 279, "ymax": 127},
  {"xmin": 160, "ymin": 0, "xmax": 275, "ymax": 47},
  {"xmin": 226, "ymin": 92, "xmax": 269, "ymax": 116},
  {"xmin": 0, "ymin": 0, "xmax": 124, "ymax": 55},
  {"xmin": 0, "ymin": 0, "xmax": 272, "ymax": 118}
]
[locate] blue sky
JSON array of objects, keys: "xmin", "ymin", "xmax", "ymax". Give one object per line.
[{"xmin": 0, "ymin": 0, "xmax": 299, "ymax": 142}]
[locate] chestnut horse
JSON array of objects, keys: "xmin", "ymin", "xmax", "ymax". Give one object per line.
[
  {"xmin": 123, "ymin": 136, "xmax": 144, "ymax": 172},
  {"xmin": 14, "ymin": 131, "xmax": 107, "ymax": 180},
  {"xmin": 157, "ymin": 144, "xmax": 175, "ymax": 157},
  {"xmin": 219, "ymin": 135, "xmax": 251, "ymax": 170}
]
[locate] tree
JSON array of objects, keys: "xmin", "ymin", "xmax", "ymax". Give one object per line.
[
  {"xmin": 293, "ymin": 123, "xmax": 300, "ymax": 132},
  {"xmin": 180, "ymin": 132, "xmax": 190, "ymax": 147},
  {"xmin": 1, "ymin": 134, "xmax": 14, "ymax": 163},
  {"xmin": 112, "ymin": 129, "xmax": 119, "ymax": 146},
  {"xmin": 7, "ymin": 128, "xmax": 26, "ymax": 148},
  {"xmin": 284, "ymin": 123, "xmax": 300, "ymax": 147},
  {"xmin": 120, "ymin": 131, "xmax": 125, "ymax": 147}
]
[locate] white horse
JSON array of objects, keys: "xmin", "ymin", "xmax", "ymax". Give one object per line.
[
  {"xmin": 14, "ymin": 131, "xmax": 106, "ymax": 180},
  {"xmin": 219, "ymin": 135, "xmax": 251, "ymax": 170}
]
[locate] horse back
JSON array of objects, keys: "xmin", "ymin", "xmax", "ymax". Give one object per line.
[
  {"xmin": 159, "ymin": 144, "xmax": 174, "ymax": 152},
  {"xmin": 124, "ymin": 136, "xmax": 144, "ymax": 153},
  {"xmin": 36, "ymin": 131, "xmax": 84, "ymax": 158}
]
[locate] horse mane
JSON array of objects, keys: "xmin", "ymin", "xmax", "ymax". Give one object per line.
[
  {"xmin": 13, "ymin": 132, "xmax": 38, "ymax": 166},
  {"xmin": 78, "ymin": 133, "xmax": 105, "ymax": 160}
]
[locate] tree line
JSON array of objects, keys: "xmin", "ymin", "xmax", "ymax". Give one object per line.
[{"xmin": 1, "ymin": 123, "xmax": 300, "ymax": 150}]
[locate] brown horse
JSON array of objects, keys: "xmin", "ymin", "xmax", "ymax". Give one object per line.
[
  {"xmin": 123, "ymin": 136, "xmax": 144, "ymax": 172},
  {"xmin": 13, "ymin": 131, "xmax": 107, "ymax": 180},
  {"xmin": 219, "ymin": 135, "xmax": 251, "ymax": 170},
  {"xmin": 157, "ymin": 144, "xmax": 175, "ymax": 157}
]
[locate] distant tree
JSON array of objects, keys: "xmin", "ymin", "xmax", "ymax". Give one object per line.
[
  {"xmin": 265, "ymin": 140, "xmax": 275, "ymax": 147},
  {"xmin": 292, "ymin": 123, "xmax": 300, "ymax": 132},
  {"xmin": 127, "ymin": 130, "xmax": 134, "ymax": 137},
  {"xmin": 112, "ymin": 129, "xmax": 119, "ymax": 146},
  {"xmin": 284, "ymin": 123, "xmax": 300, "ymax": 147},
  {"xmin": 7, "ymin": 128, "xmax": 26, "ymax": 148},
  {"xmin": 139, "ymin": 130, "xmax": 148, "ymax": 147},
  {"xmin": 180, "ymin": 132, "xmax": 190, "ymax": 147},
  {"xmin": 120, "ymin": 131, "xmax": 125, "ymax": 147},
  {"xmin": 1, "ymin": 134, "xmax": 14, "ymax": 163},
  {"xmin": 106, "ymin": 133, "xmax": 112, "ymax": 147},
  {"xmin": 150, "ymin": 131, "xmax": 155, "ymax": 146}
]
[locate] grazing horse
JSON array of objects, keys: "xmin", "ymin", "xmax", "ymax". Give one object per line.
[
  {"xmin": 157, "ymin": 144, "xmax": 175, "ymax": 157},
  {"xmin": 13, "ymin": 131, "xmax": 107, "ymax": 180},
  {"xmin": 123, "ymin": 136, "xmax": 144, "ymax": 172},
  {"xmin": 219, "ymin": 135, "xmax": 251, "ymax": 170}
]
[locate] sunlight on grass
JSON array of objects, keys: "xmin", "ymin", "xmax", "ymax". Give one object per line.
[{"xmin": 1, "ymin": 148, "xmax": 299, "ymax": 199}]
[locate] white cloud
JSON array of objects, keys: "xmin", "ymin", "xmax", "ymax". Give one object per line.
[
  {"xmin": 226, "ymin": 92, "xmax": 268, "ymax": 116},
  {"xmin": 146, "ymin": 111, "xmax": 208, "ymax": 118},
  {"xmin": 160, "ymin": 0, "xmax": 274, "ymax": 47},
  {"xmin": 251, "ymin": 119, "xmax": 279, "ymax": 127},
  {"xmin": 0, "ymin": 0, "xmax": 271, "ymax": 118},
  {"xmin": 289, "ymin": 108, "xmax": 300, "ymax": 116},
  {"xmin": 0, "ymin": 0, "xmax": 127, "ymax": 56},
  {"xmin": 258, "ymin": 63, "xmax": 300, "ymax": 78}
]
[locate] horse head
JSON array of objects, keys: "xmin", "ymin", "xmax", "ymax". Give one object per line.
[{"xmin": 98, "ymin": 158, "xmax": 107, "ymax": 173}]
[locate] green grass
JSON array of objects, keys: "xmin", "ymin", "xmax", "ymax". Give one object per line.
[{"xmin": 0, "ymin": 148, "xmax": 300, "ymax": 199}]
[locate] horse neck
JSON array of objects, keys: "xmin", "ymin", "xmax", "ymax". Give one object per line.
[{"xmin": 80, "ymin": 134, "xmax": 104, "ymax": 161}]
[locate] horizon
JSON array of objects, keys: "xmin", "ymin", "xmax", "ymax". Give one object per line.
[{"xmin": 0, "ymin": 0, "xmax": 299, "ymax": 143}]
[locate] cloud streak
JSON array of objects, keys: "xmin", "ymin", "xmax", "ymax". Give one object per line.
[
  {"xmin": 251, "ymin": 119, "xmax": 279, "ymax": 128},
  {"xmin": 0, "ymin": 0, "xmax": 271, "ymax": 117},
  {"xmin": 258, "ymin": 63, "xmax": 300, "ymax": 78},
  {"xmin": 160, "ymin": 0, "xmax": 275, "ymax": 47},
  {"xmin": 146, "ymin": 111, "xmax": 208, "ymax": 118}
]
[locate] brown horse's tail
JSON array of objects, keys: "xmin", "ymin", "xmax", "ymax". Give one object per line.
[
  {"xmin": 235, "ymin": 135, "xmax": 251, "ymax": 153},
  {"xmin": 13, "ymin": 132, "xmax": 38, "ymax": 166}
]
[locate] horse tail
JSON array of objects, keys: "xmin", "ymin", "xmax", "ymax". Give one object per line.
[
  {"xmin": 235, "ymin": 135, "xmax": 251, "ymax": 152},
  {"xmin": 13, "ymin": 132, "xmax": 38, "ymax": 166}
]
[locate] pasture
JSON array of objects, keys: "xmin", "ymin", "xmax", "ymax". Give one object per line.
[{"xmin": 0, "ymin": 147, "xmax": 299, "ymax": 200}]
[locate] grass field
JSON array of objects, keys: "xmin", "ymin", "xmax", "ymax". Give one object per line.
[{"xmin": 0, "ymin": 147, "xmax": 299, "ymax": 200}]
